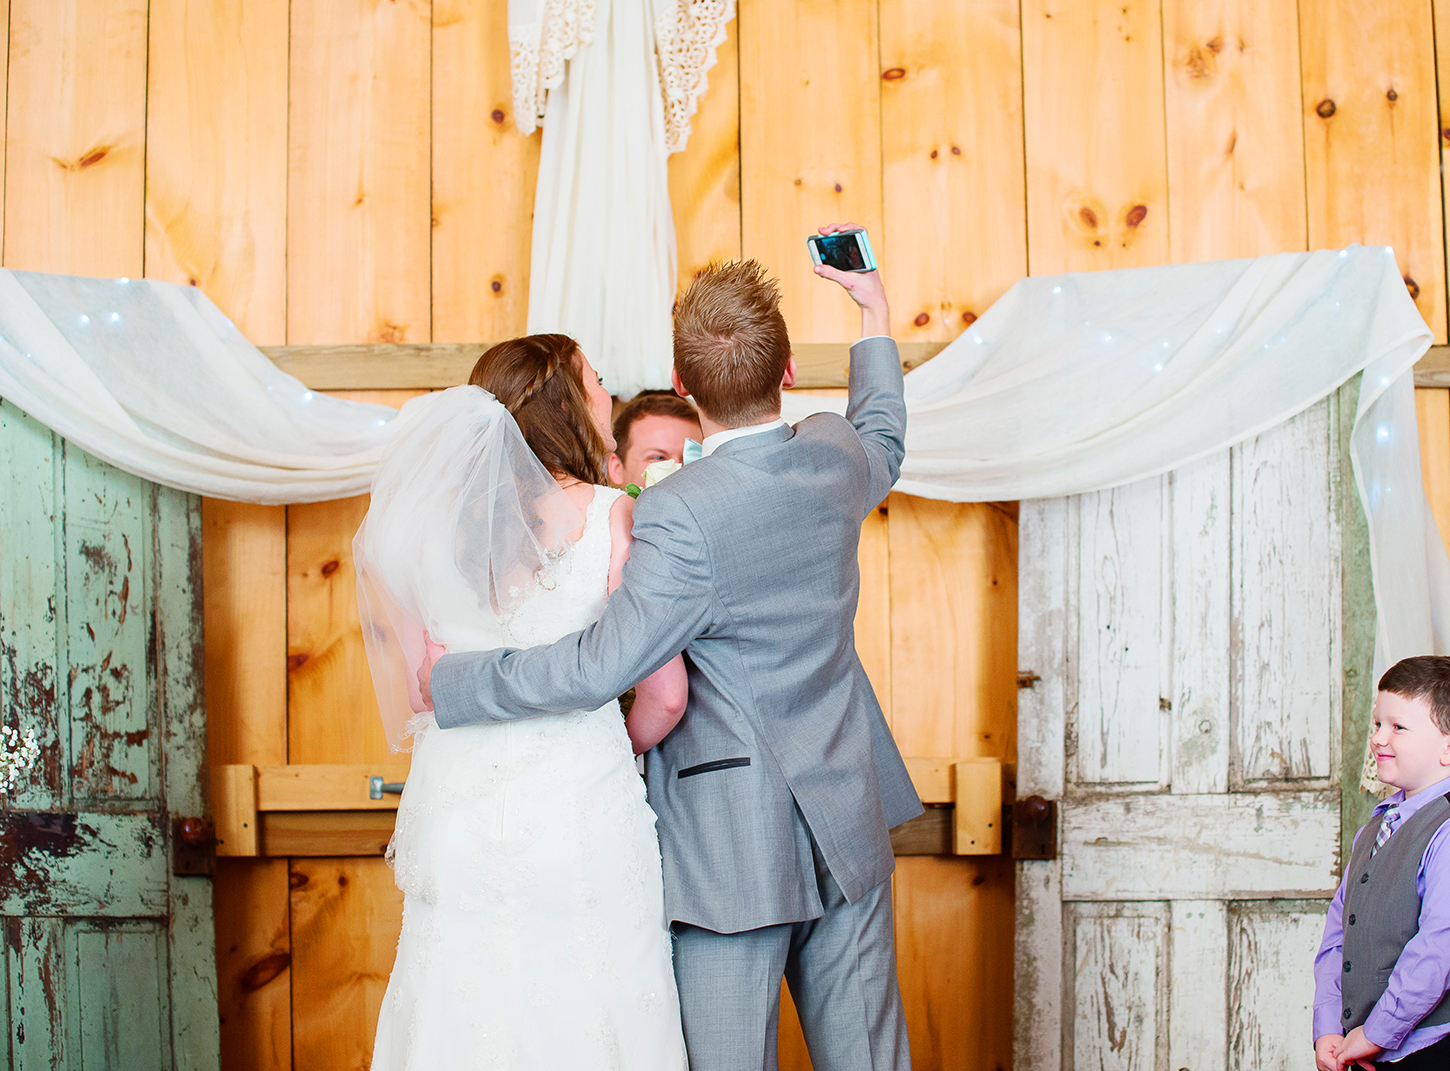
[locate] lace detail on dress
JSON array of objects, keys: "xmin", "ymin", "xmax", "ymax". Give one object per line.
[
  {"xmin": 510, "ymin": 0, "xmax": 599, "ymax": 137},
  {"xmin": 653, "ymin": 0, "xmax": 736, "ymax": 154}
]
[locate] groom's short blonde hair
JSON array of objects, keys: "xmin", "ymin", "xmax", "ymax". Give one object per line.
[{"xmin": 673, "ymin": 260, "xmax": 791, "ymax": 427}]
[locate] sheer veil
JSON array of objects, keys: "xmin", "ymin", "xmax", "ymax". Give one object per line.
[{"xmin": 353, "ymin": 386, "xmax": 584, "ymax": 751}]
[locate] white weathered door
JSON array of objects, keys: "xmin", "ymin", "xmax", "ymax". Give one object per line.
[{"xmin": 1014, "ymin": 386, "xmax": 1372, "ymax": 1070}]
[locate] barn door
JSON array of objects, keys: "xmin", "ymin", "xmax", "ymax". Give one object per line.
[
  {"xmin": 1013, "ymin": 384, "xmax": 1373, "ymax": 1071},
  {"xmin": 0, "ymin": 400, "xmax": 220, "ymax": 1070}
]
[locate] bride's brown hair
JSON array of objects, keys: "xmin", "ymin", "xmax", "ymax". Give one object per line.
[{"xmin": 469, "ymin": 333, "xmax": 610, "ymax": 486}]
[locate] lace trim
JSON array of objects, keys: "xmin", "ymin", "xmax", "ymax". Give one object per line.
[
  {"xmin": 509, "ymin": 0, "xmax": 599, "ymax": 137},
  {"xmin": 654, "ymin": 0, "xmax": 735, "ymax": 154}
]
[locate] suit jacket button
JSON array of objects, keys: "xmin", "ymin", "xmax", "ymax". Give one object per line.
[
  {"xmin": 1360, "ymin": 873, "xmax": 1369, "ymax": 883},
  {"xmin": 1344, "ymin": 1009, "xmax": 1353, "ymax": 1021},
  {"xmin": 1344, "ymin": 962, "xmax": 1352, "ymax": 972},
  {"xmin": 1348, "ymin": 914, "xmax": 1356, "ymax": 925}
]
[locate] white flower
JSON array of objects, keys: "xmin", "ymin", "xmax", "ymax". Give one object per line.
[{"xmin": 642, "ymin": 459, "xmax": 682, "ymax": 488}]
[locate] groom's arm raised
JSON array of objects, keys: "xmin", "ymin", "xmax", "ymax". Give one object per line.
[
  {"xmin": 428, "ymin": 488, "xmax": 713, "ymax": 728},
  {"xmin": 812, "ymin": 224, "xmax": 906, "ymax": 515}
]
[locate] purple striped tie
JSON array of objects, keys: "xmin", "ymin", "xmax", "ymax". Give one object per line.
[{"xmin": 1372, "ymin": 802, "xmax": 1401, "ymax": 856}]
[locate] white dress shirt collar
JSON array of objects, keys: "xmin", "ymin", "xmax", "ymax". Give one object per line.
[{"xmin": 700, "ymin": 418, "xmax": 787, "ymax": 457}]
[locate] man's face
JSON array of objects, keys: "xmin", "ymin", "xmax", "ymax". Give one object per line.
[{"xmin": 608, "ymin": 414, "xmax": 701, "ymax": 487}]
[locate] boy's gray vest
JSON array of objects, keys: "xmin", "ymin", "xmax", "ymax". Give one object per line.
[{"xmin": 1340, "ymin": 788, "xmax": 1450, "ymax": 1033}]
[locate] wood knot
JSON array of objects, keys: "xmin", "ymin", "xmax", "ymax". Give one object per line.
[
  {"xmin": 833, "ymin": 183, "xmax": 843, "ymax": 193},
  {"xmin": 961, "ymin": 311, "xmax": 977, "ymax": 326},
  {"xmin": 913, "ymin": 312, "xmax": 930, "ymax": 327},
  {"xmin": 1206, "ymin": 36, "xmax": 1223, "ymax": 53},
  {"xmin": 337, "ymin": 874, "xmax": 349, "ymax": 887},
  {"xmin": 1316, "ymin": 99, "xmax": 1336, "ymax": 119},
  {"xmin": 950, "ymin": 146, "xmax": 961, "ymax": 155},
  {"xmin": 1442, "ymin": 127, "xmax": 1450, "ymax": 145},
  {"xmin": 240, "ymin": 952, "xmax": 290, "ymax": 993},
  {"xmin": 1386, "ymin": 88, "xmax": 1398, "ymax": 102},
  {"xmin": 882, "ymin": 67, "xmax": 906, "ymax": 81},
  {"xmin": 930, "ymin": 149, "xmax": 938, "ymax": 159},
  {"xmin": 793, "ymin": 178, "xmax": 802, "ymax": 186},
  {"xmin": 1078, "ymin": 206, "xmax": 1099, "ymax": 229},
  {"xmin": 1125, "ymin": 204, "xmax": 1148, "ymax": 228},
  {"xmin": 490, "ymin": 278, "xmax": 504, "ymax": 294},
  {"xmin": 491, "ymin": 108, "xmax": 506, "ymax": 123},
  {"xmin": 375, "ymin": 322, "xmax": 406, "ymax": 343},
  {"xmin": 54, "ymin": 144, "xmax": 116, "ymax": 172},
  {"xmin": 1405, "ymin": 276, "xmax": 1420, "ymax": 299},
  {"xmin": 287, "ymin": 653, "xmax": 310, "ymax": 671},
  {"xmin": 288, "ymin": 870, "xmax": 309, "ymax": 889},
  {"xmin": 320, "ymin": 559, "xmax": 341, "ymax": 578},
  {"xmin": 188, "ymin": 277, "xmax": 199, "ymax": 287}
]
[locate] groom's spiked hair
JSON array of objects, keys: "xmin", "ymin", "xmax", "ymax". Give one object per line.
[{"xmin": 673, "ymin": 260, "xmax": 791, "ymax": 427}]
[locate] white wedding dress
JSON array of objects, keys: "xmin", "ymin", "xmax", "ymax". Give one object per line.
[{"xmin": 369, "ymin": 484, "xmax": 687, "ymax": 1070}]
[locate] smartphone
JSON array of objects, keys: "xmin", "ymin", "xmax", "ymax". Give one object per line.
[{"xmin": 807, "ymin": 229, "xmax": 877, "ymax": 273}]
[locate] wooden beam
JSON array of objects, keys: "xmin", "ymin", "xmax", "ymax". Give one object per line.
[
  {"xmin": 1416, "ymin": 344, "xmax": 1450, "ymax": 387},
  {"xmin": 260, "ymin": 341, "xmax": 949, "ymax": 392}
]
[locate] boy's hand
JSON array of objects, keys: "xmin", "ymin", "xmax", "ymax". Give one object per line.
[
  {"xmin": 1336, "ymin": 1027, "xmax": 1381, "ymax": 1070},
  {"xmin": 813, "ymin": 223, "xmax": 889, "ymax": 338},
  {"xmin": 1314, "ymin": 1034, "xmax": 1343, "ymax": 1071}
]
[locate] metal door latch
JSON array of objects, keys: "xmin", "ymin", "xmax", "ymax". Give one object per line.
[
  {"xmin": 1009, "ymin": 796, "xmax": 1057, "ymax": 860},
  {"xmin": 173, "ymin": 814, "xmax": 217, "ymax": 876},
  {"xmin": 369, "ymin": 776, "xmax": 406, "ymax": 800}
]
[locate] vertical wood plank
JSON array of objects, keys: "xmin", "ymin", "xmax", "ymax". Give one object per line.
[
  {"xmin": 289, "ymin": 858, "xmax": 404, "ymax": 1071},
  {"xmin": 1169, "ymin": 901, "xmax": 1228, "ymax": 1071},
  {"xmin": 8, "ymin": 917, "xmax": 69, "ymax": 1069},
  {"xmin": 432, "ymin": 0, "xmax": 539, "ymax": 343},
  {"xmin": 1066, "ymin": 902, "xmax": 1167, "ymax": 1071},
  {"xmin": 63, "ymin": 446, "xmax": 154, "ymax": 802},
  {"xmin": 288, "ymin": 389, "xmax": 423, "ymax": 766},
  {"xmin": 1232, "ymin": 401, "xmax": 1337, "ymax": 785},
  {"xmin": 214, "ymin": 858, "xmax": 291, "ymax": 1071},
  {"xmin": 144, "ymin": 0, "xmax": 289, "ymax": 344},
  {"xmin": 668, "ymin": 20, "xmax": 741, "ymax": 296},
  {"xmin": 1171, "ymin": 453, "xmax": 1232, "ymax": 794},
  {"xmin": 1416, "ymin": 387, "xmax": 1450, "ymax": 553},
  {"xmin": 1022, "ymin": 0, "xmax": 1169, "ymax": 276},
  {"xmin": 879, "ymin": 0, "xmax": 1026, "ymax": 344},
  {"xmin": 1301, "ymin": 0, "xmax": 1445, "ymax": 340},
  {"xmin": 1162, "ymin": 0, "xmax": 1307, "ymax": 262},
  {"xmin": 896, "ymin": 856, "xmax": 1015, "ymax": 1071},
  {"xmin": 4, "ymin": 0, "xmax": 148, "ymax": 277},
  {"xmin": 288, "ymin": 0, "xmax": 432, "ymax": 344},
  {"xmin": 738, "ymin": 0, "xmax": 882, "ymax": 342},
  {"xmin": 889, "ymin": 495, "xmax": 1017, "ymax": 763},
  {"xmin": 1074, "ymin": 479, "xmax": 1165, "ymax": 788},
  {"xmin": 0, "ymin": 401, "xmax": 66, "ymax": 808},
  {"xmin": 1227, "ymin": 902, "xmax": 1328, "ymax": 1071}
]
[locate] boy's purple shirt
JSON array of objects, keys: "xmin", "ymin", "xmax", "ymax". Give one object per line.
[{"xmin": 1313, "ymin": 771, "xmax": 1450, "ymax": 1060}]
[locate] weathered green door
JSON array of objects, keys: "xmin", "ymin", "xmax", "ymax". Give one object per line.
[{"xmin": 0, "ymin": 400, "xmax": 219, "ymax": 1070}]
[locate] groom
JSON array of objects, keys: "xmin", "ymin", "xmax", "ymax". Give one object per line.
[{"xmin": 421, "ymin": 223, "xmax": 920, "ymax": 1070}]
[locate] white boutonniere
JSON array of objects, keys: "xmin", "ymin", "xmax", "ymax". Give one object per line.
[{"xmin": 625, "ymin": 459, "xmax": 682, "ymax": 499}]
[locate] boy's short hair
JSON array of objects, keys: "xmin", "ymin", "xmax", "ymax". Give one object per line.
[
  {"xmin": 673, "ymin": 260, "xmax": 791, "ymax": 427},
  {"xmin": 612, "ymin": 391, "xmax": 700, "ymax": 459},
  {"xmin": 1378, "ymin": 655, "xmax": 1450, "ymax": 733}
]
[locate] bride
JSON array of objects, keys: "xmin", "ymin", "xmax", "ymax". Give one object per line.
[{"xmin": 356, "ymin": 334, "xmax": 690, "ymax": 1069}]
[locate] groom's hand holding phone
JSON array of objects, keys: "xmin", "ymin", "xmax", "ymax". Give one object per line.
[{"xmin": 810, "ymin": 223, "xmax": 889, "ymax": 339}]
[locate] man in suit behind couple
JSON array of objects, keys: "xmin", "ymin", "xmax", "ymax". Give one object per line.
[{"xmin": 419, "ymin": 222, "xmax": 922, "ymax": 1071}]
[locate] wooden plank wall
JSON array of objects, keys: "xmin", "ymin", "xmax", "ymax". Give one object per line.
[{"xmin": 6, "ymin": 2, "xmax": 1450, "ymax": 1070}]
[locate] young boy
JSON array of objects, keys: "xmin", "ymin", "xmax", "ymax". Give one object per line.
[{"xmin": 1313, "ymin": 655, "xmax": 1450, "ymax": 1071}]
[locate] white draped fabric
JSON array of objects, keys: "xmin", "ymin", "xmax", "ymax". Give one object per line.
[
  {"xmin": 0, "ymin": 247, "xmax": 1444, "ymax": 684},
  {"xmin": 516, "ymin": 0, "xmax": 733, "ymax": 399}
]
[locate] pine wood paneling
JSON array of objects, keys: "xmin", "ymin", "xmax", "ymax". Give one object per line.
[
  {"xmin": 432, "ymin": 0, "xmax": 539, "ymax": 343},
  {"xmin": 287, "ymin": 389, "xmax": 424, "ymax": 767},
  {"xmin": 290, "ymin": 858, "xmax": 404, "ymax": 1070},
  {"xmin": 1417, "ymin": 387, "xmax": 1450, "ymax": 552},
  {"xmin": 4, "ymin": 0, "xmax": 147, "ymax": 276},
  {"xmin": 1022, "ymin": 0, "xmax": 1169, "ymax": 275},
  {"xmin": 214, "ymin": 858, "xmax": 292, "ymax": 1071},
  {"xmin": 287, "ymin": 0, "xmax": 432, "ymax": 344},
  {"xmin": 1163, "ymin": 0, "xmax": 1306, "ymax": 262},
  {"xmin": 144, "ymin": 0, "xmax": 289, "ymax": 342},
  {"xmin": 668, "ymin": 20, "xmax": 742, "ymax": 295},
  {"xmin": 1301, "ymin": 0, "xmax": 1445, "ymax": 340},
  {"xmin": 738, "ymin": 0, "xmax": 882, "ymax": 342},
  {"xmin": 880, "ymin": 0, "xmax": 1026, "ymax": 343}
]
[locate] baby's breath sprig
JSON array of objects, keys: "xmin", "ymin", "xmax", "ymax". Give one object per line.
[{"xmin": 0, "ymin": 725, "xmax": 41, "ymax": 794}]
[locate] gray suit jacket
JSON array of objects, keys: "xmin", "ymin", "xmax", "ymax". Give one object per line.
[{"xmin": 431, "ymin": 335, "xmax": 923, "ymax": 933}]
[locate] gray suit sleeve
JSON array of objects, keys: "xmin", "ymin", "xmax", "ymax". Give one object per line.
[
  {"xmin": 430, "ymin": 487, "xmax": 714, "ymax": 729},
  {"xmin": 845, "ymin": 335, "xmax": 907, "ymax": 515}
]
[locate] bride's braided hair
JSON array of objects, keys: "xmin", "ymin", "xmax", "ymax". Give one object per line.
[{"xmin": 468, "ymin": 333, "xmax": 611, "ymax": 486}]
